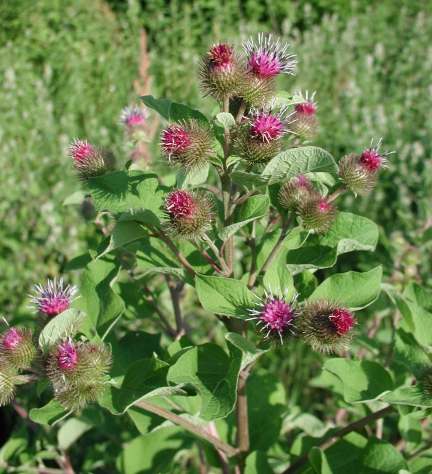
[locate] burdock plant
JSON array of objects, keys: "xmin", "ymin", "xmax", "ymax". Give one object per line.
[{"xmin": 6, "ymin": 33, "xmax": 416, "ymax": 474}]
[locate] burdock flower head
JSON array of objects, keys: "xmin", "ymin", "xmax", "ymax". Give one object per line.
[
  {"xmin": 200, "ymin": 43, "xmax": 242, "ymax": 99},
  {"xmin": 68, "ymin": 139, "xmax": 111, "ymax": 179},
  {"xmin": 161, "ymin": 120, "xmax": 212, "ymax": 170},
  {"xmin": 31, "ymin": 278, "xmax": 77, "ymax": 318},
  {"xmin": 291, "ymin": 91, "xmax": 319, "ymax": 139},
  {"xmin": 339, "ymin": 139, "xmax": 391, "ymax": 195},
  {"xmin": 247, "ymin": 291, "xmax": 296, "ymax": 343},
  {"xmin": 297, "ymin": 193, "xmax": 337, "ymax": 233},
  {"xmin": 0, "ymin": 363, "xmax": 18, "ymax": 407},
  {"xmin": 0, "ymin": 327, "xmax": 36, "ymax": 370},
  {"xmin": 120, "ymin": 106, "xmax": 148, "ymax": 130},
  {"xmin": 235, "ymin": 105, "xmax": 291, "ymax": 163},
  {"xmin": 279, "ymin": 175, "xmax": 314, "ymax": 210},
  {"xmin": 239, "ymin": 33, "xmax": 296, "ymax": 107},
  {"xmin": 164, "ymin": 190, "xmax": 212, "ymax": 239},
  {"xmin": 297, "ymin": 300, "xmax": 356, "ymax": 353},
  {"xmin": 47, "ymin": 340, "xmax": 111, "ymax": 412}
]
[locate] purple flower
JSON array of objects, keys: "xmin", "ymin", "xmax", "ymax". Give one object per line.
[
  {"xmin": 57, "ymin": 341, "xmax": 78, "ymax": 371},
  {"xmin": 31, "ymin": 279, "xmax": 77, "ymax": 317},
  {"xmin": 120, "ymin": 106, "xmax": 148, "ymax": 128},
  {"xmin": 2, "ymin": 328, "xmax": 23, "ymax": 350}
]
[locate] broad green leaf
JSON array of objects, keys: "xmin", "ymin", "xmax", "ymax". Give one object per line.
[
  {"xmin": 85, "ymin": 170, "xmax": 163, "ymax": 222},
  {"xmin": 38, "ymin": 308, "xmax": 84, "ymax": 351},
  {"xmin": 263, "ymin": 252, "xmax": 295, "ymax": 298},
  {"xmin": 381, "ymin": 386, "xmax": 432, "ymax": 408},
  {"xmin": 309, "ymin": 447, "xmax": 332, "ymax": 474},
  {"xmin": 261, "ymin": 146, "xmax": 338, "ymax": 185},
  {"xmin": 141, "ymin": 95, "xmax": 208, "ymax": 124},
  {"xmin": 309, "ymin": 266, "xmax": 383, "ymax": 310},
  {"xmin": 57, "ymin": 418, "xmax": 92, "ymax": 450},
  {"xmin": 167, "ymin": 342, "xmax": 242, "ymax": 420},
  {"xmin": 195, "ymin": 275, "xmax": 256, "ymax": 318},
  {"xmin": 63, "ymin": 190, "xmax": 86, "ymax": 206},
  {"xmin": 99, "ymin": 221, "xmax": 148, "ymax": 257},
  {"xmin": 225, "ymin": 333, "xmax": 268, "ymax": 370},
  {"xmin": 361, "ymin": 439, "xmax": 407, "ymax": 472},
  {"xmin": 394, "ymin": 329, "xmax": 431, "ymax": 375},
  {"xmin": 219, "ymin": 195, "xmax": 270, "ymax": 240},
  {"xmin": 401, "ymin": 283, "xmax": 432, "ymax": 346},
  {"xmin": 176, "ymin": 162, "xmax": 209, "ymax": 188},
  {"xmin": 29, "ymin": 400, "xmax": 67, "ymax": 426},
  {"xmin": 323, "ymin": 358, "xmax": 393, "ymax": 403},
  {"xmin": 231, "ymin": 171, "xmax": 268, "ymax": 187},
  {"xmin": 215, "ymin": 112, "xmax": 236, "ymax": 129},
  {"xmin": 0, "ymin": 426, "xmax": 27, "ymax": 463},
  {"xmin": 245, "ymin": 451, "xmax": 273, "ymax": 474}
]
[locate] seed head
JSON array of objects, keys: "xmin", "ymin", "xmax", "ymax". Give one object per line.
[
  {"xmin": 0, "ymin": 363, "xmax": 18, "ymax": 407},
  {"xmin": 120, "ymin": 106, "xmax": 147, "ymax": 129},
  {"xmin": 161, "ymin": 120, "xmax": 212, "ymax": 170},
  {"xmin": 1, "ymin": 328, "xmax": 36, "ymax": 370},
  {"xmin": 30, "ymin": 278, "xmax": 77, "ymax": 318},
  {"xmin": 297, "ymin": 300, "xmax": 356, "ymax": 353},
  {"xmin": 297, "ymin": 194, "xmax": 337, "ymax": 233},
  {"xmin": 68, "ymin": 139, "xmax": 110, "ymax": 179},
  {"xmin": 279, "ymin": 175, "xmax": 313, "ymax": 210},
  {"xmin": 165, "ymin": 190, "xmax": 213, "ymax": 239},
  {"xmin": 291, "ymin": 91, "xmax": 318, "ymax": 139}
]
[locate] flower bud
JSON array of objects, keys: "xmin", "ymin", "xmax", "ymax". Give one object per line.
[
  {"xmin": 0, "ymin": 327, "xmax": 36, "ymax": 370},
  {"xmin": 47, "ymin": 340, "xmax": 111, "ymax": 412},
  {"xmin": 247, "ymin": 293, "xmax": 296, "ymax": 343},
  {"xmin": 161, "ymin": 120, "xmax": 212, "ymax": 170},
  {"xmin": 291, "ymin": 92, "xmax": 318, "ymax": 139},
  {"xmin": 68, "ymin": 139, "xmax": 112, "ymax": 179},
  {"xmin": 164, "ymin": 190, "xmax": 212, "ymax": 239},
  {"xmin": 200, "ymin": 43, "xmax": 242, "ymax": 99},
  {"xmin": 297, "ymin": 300, "xmax": 356, "ymax": 353},
  {"xmin": 297, "ymin": 194, "xmax": 337, "ymax": 233},
  {"xmin": 339, "ymin": 140, "xmax": 390, "ymax": 195},
  {"xmin": 234, "ymin": 107, "xmax": 289, "ymax": 163},
  {"xmin": 120, "ymin": 106, "xmax": 147, "ymax": 131},
  {"xmin": 0, "ymin": 363, "xmax": 18, "ymax": 406},
  {"xmin": 31, "ymin": 279, "xmax": 77, "ymax": 318},
  {"xmin": 279, "ymin": 175, "xmax": 313, "ymax": 209}
]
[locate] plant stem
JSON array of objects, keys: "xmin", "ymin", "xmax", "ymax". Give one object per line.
[
  {"xmin": 236, "ymin": 368, "xmax": 250, "ymax": 470},
  {"xmin": 248, "ymin": 216, "xmax": 290, "ymax": 288},
  {"xmin": 166, "ymin": 276, "xmax": 185, "ymax": 338},
  {"xmin": 282, "ymin": 405, "xmax": 395, "ymax": 474},
  {"xmin": 328, "ymin": 186, "xmax": 346, "ymax": 203},
  {"xmin": 236, "ymin": 100, "xmax": 247, "ymax": 124},
  {"xmin": 143, "ymin": 285, "xmax": 177, "ymax": 338},
  {"xmin": 202, "ymin": 233, "xmax": 230, "ymax": 275},
  {"xmin": 134, "ymin": 399, "xmax": 239, "ymax": 458},
  {"xmin": 157, "ymin": 230, "xmax": 196, "ymax": 276}
]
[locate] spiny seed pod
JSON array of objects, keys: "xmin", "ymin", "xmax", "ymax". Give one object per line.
[
  {"xmin": 279, "ymin": 175, "xmax": 314, "ymax": 210},
  {"xmin": 164, "ymin": 190, "xmax": 212, "ymax": 239},
  {"xmin": 0, "ymin": 327, "xmax": 36, "ymax": 370},
  {"xmin": 0, "ymin": 363, "xmax": 18, "ymax": 406},
  {"xmin": 247, "ymin": 292, "xmax": 296, "ymax": 343},
  {"xmin": 239, "ymin": 33, "xmax": 297, "ymax": 107},
  {"xmin": 291, "ymin": 92, "xmax": 318, "ymax": 139},
  {"xmin": 68, "ymin": 139, "xmax": 112, "ymax": 179},
  {"xmin": 234, "ymin": 107, "xmax": 290, "ymax": 163},
  {"xmin": 47, "ymin": 340, "xmax": 111, "ymax": 412},
  {"xmin": 30, "ymin": 278, "xmax": 77, "ymax": 318},
  {"xmin": 297, "ymin": 194, "xmax": 337, "ymax": 233},
  {"xmin": 161, "ymin": 120, "xmax": 212, "ymax": 170},
  {"xmin": 339, "ymin": 140, "xmax": 391, "ymax": 195},
  {"xmin": 120, "ymin": 105, "xmax": 147, "ymax": 131},
  {"xmin": 297, "ymin": 300, "xmax": 356, "ymax": 353},
  {"xmin": 200, "ymin": 43, "xmax": 242, "ymax": 99}
]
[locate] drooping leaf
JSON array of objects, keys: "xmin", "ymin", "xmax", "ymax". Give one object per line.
[
  {"xmin": 176, "ymin": 162, "xmax": 210, "ymax": 188},
  {"xmin": 38, "ymin": 308, "xmax": 84, "ymax": 351},
  {"xmin": 215, "ymin": 112, "xmax": 236, "ymax": 130},
  {"xmin": 57, "ymin": 418, "xmax": 92, "ymax": 450},
  {"xmin": 360, "ymin": 439, "xmax": 408, "ymax": 473},
  {"xmin": 99, "ymin": 221, "xmax": 148, "ymax": 257},
  {"xmin": 400, "ymin": 283, "xmax": 432, "ymax": 346},
  {"xmin": 381, "ymin": 386, "xmax": 432, "ymax": 408},
  {"xmin": 29, "ymin": 400, "xmax": 67, "ymax": 426},
  {"xmin": 141, "ymin": 95, "xmax": 208, "ymax": 124},
  {"xmin": 225, "ymin": 333, "xmax": 268, "ymax": 370}
]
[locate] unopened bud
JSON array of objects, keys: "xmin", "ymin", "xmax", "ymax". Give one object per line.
[
  {"xmin": 1, "ymin": 327, "xmax": 36, "ymax": 370},
  {"xmin": 68, "ymin": 139, "xmax": 112, "ymax": 179},
  {"xmin": 279, "ymin": 175, "xmax": 313, "ymax": 209},
  {"xmin": 297, "ymin": 194, "xmax": 336, "ymax": 233}
]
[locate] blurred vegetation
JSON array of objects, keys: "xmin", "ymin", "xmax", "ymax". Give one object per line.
[{"xmin": 0, "ymin": 0, "xmax": 430, "ymax": 315}]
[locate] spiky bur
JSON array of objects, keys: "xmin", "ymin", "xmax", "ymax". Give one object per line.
[
  {"xmin": 0, "ymin": 363, "xmax": 18, "ymax": 406},
  {"xmin": 240, "ymin": 33, "xmax": 297, "ymax": 107},
  {"xmin": 279, "ymin": 175, "xmax": 314, "ymax": 210},
  {"xmin": 234, "ymin": 107, "xmax": 291, "ymax": 163},
  {"xmin": 161, "ymin": 120, "xmax": 213, "ymax": 170},
  {"xmin": 200, "ymin": 43, "xmax": 242, "ymax": 99},
  {"xmin": 339, "ymin": 139, "xmax": 391, "ymax": 195},
  {"xmin": 247, "ymin": 292, "xmax": 296, "ymax": 344},
  {"xmin": 120, "ymin": 106, "xmax": 148, "ymax": 131},
  {"xmin": 291, "ymin": 91, "xmax": 318, "ymax": 139},
  {"xmin": 417, "ymin": 369, "xmax": 432, "ymax": 402},
  {"xmin": 297, "ymin": 194, "xmax": 337, "ymax": 233},
  {"xmin": 68, "ymin": 139, "xmax": 112, "ymax": 179},
  {"xmin": 47, "ymin": 340, "xmax": 111, "ymax": 412},
  {"xmin": 297, "ymin": 300, "xmax": 356, "ymax": 353},
  {"xmin": 0, "ymin": 328, "xmax": 36, "ymax": 370},
  {"xmin": 30, "ymin": 279, "xmax": 77, "ymax": 318},
  {"xmin": 164, "ymin": 190, "xmax": 212, "ymax": 240}
]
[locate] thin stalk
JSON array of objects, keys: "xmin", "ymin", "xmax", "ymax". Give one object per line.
[
  {"xmin": 202, "ymin": 233, "xmax": 230, "ymax": 275},
  {"xmin": 134, "ymin": 399, "xmax": 239, "ymax": 458},
  {"xmin": 236, "ymin": 368, "xmax": 250, "ymax": 467},
  {"xmin": 328, "ymin": 186, "xmax": 346, "ymax": 203},
  {"xmin": 143, "ymin": 285, "xmax": 177, "ymax": 338},
  {"xmin": 236, "ymin": 100, "xmax": 247, "ymax": 124},
  {"xmin": 157, "ymin": 230, "xmax": 196, "ymax": 276},
  {"xmin": 166, "ymin": 277, "xmax": 185, "ymax": 338},
  {"xmin": 282, "ymin": 405, "xmax": 395, "ymax": 474}
]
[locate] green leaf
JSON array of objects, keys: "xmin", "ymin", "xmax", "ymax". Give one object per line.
[
  {"xmin": 57, "ymin": 418, "xmax": 92, "ymax": 450},
  {"xmin": 394, "ymin": 329, "xmax": 431, "ymax": 375},
  {"xmin": 167, "ymin": 342, "xmax": 242, "ymax": 420},
  {"xmin": 231, "ymin": 171, "xmax": 268, "ymax": 188},
  {"xmin": 261, "ymin": 146, "xmax": 338, "ymax": 185},
  {"xmin": 141, "ymin": 95, "xmax": 208, "ymax": 124},
  {"xmin": 401, "ymin": 283, "xmax": 432, "ymax": 346},
  {"xmin": 225, "ymin": 333, "xmax": 268, "ymax": 370},
  {"xmin": 309, "ymin": 266, "xmax": 383, "ymax": 310},
  {"xmin": 215, "ymin": 112, "xmax": 236, "ymax": 130},
  {"xmin": 63, "ymin": 190, "xmax": 86, "ymax": 206},
  {"xmin": 219, "ymin": 195, "xmax": 269, "ymax": 240},
  {"xmin": 263, "ymin": 253, "xmax": 295, "ymax": 298},
  {"xmin": 195, "ymin": 275, "xmax": 256, "ymax": 318},
  {"xmin": 245, "ymin": 451, "xmax": 273, "ymax": 474},
  {"xmin": 309, "ymin": 447, "xmax": 332, "ymax": 474},
  {"xmin": 360, "ymin": 439, "xmax": 407, "ymax": 473},
  {"xmin": 29, "ymin": 400, "xmax": 67, "ymax": 426},
  {"xmin": 0, "ymin": 426, "xmax": 27, "ymax": 463},
  {"xmin": 38, "ymin": 308, "xmax": 84, "ymax": 351},
  {"xmin": 99, "ymin": 221, "xmax": 148, "ymax": 257},
  {"xmin": 176, "ymin": 162, "xmax": 209, "ymax": 188},
  {"xmin": 381, "ymin": 386, "xmax": 432, "ymax": 408},
  {"xmin": 323, "ymin": 358, "xmax": 393, "ymax": 403},
  {"xmin": 85, "ymin": 170, "xmax": 164, "ymax": 222}
]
